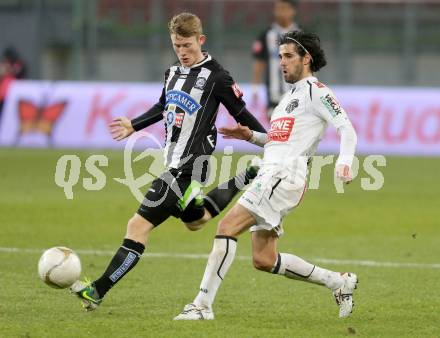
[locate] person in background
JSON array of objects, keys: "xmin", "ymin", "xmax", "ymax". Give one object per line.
[
  {"xmin": 251, "ymin": 0, "xmax": 299, "ymax": 118},
  {"xmin": 0, "ymin": 47, "xmax": 27, "ymax": 121}
]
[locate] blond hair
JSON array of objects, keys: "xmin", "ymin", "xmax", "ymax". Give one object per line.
[{"xmin": 168, "ymin": 12, "xmax": 203, "ymax": 37}]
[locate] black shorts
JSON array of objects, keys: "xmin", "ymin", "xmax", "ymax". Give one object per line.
[{"xmin": 136, "ymin": 169, "xmax": 205, "ymax": 226}]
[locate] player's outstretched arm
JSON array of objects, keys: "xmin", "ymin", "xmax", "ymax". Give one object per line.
[
  {"xmin": 219, "ymin": 123, "xmax": 252, "ymax": 140},
  {"xmin": 219, "ymin": 123, "xmax": 267, "ymax": 147},
  {"xmin": 335, "ymin": 123, "xmax": 357, "ymax": 183},
  {"xmin": 311, "ymin": 82, "xmax": 357, "ymax": 183},
  {"xmin": 109, "ymin": 102, "xmax": 164, "ymax": 141},
  {"xmin": 109, "ymin": 117, "xmax": 135, "ymax": 141}
]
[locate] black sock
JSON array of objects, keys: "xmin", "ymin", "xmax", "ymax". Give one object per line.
[
  {"xmin": 94, "ymin": 238, "xmax": 145, "ymax": 298},
  {"xmin": 204, "ymin": 168, "xmax": 257, "ymax": 217}
]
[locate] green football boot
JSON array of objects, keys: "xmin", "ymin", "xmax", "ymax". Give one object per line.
[{"xmin": 70, "ymin": 279, "xmax": 102, "ymax": 311}]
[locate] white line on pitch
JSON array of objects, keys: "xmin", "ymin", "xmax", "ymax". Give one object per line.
[{"xmin": 1, "ymin": 246, "xmax": 439, "ymax": 269}]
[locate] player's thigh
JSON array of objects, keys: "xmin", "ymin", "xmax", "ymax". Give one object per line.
[
  {"xmin": 251, "ymin": 230, "xmax": 278, "ymax": 271},
  {"xmin": 217, "ymin": 203, "xmax": 256, "ymax": 237},
  {"xmin": 136, "ymin": 173, "xmax": 181, "ymax": 226}
]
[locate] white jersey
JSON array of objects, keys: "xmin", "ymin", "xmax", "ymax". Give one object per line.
[
  {"xmin": 260, "ymin": 76, "xmax": 356, "ymax": 183},
  {"xmin": 240, "ymin": 76, "xmax": 357, "ymax": 233}
]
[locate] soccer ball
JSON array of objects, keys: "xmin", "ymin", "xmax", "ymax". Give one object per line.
[{"xmin": 38, "ymin": 247, "xmax": 81, "ymax": 289}]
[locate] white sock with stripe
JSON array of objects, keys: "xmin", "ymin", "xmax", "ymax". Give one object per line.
[
  {"xmin": 272, "ymin": 253, "xmax": 344, "ymax": 290},
  {"xmin": 193, "ymin": 235, "xmax": 237, "ymax": 309}
]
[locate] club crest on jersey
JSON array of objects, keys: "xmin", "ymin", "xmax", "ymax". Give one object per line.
[
  {"xmin": 286, "ymin": 99, "xmax": 299, "ymax": 114},
  {"xmin": 194, "ymin": 77, "xmax": 207, "ymax": 90},
  {"xmin": 268, "ymin": 117, "xmax": 295, "ymax": 142},
  {"xmin": 166, "ymin": 111, "xmax": 184, "ymax": 128},
  {"xmin": 165, "ymin": 90, "xmax": 201, "ymax": 115}
]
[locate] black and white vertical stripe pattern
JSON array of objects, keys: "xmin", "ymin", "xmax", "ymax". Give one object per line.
[
  {"xmin": 162, "ymin": 59, "xmax": 214, "ymax": 169},
  {"xmin": 164, "ymin": 65, "xmax": 190, "ymax": 167},
  {"xmin": 170, "ymin": 66, "xmax": 212, "ymax": 168}
]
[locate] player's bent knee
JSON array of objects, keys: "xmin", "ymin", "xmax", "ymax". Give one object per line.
[
  {"xmin": 184, "ymin": 222, "xmax": 204, "ymax": 231},
  {"xmin": 217, "ymin": 219, "xmax": 235, "ymax": 237},
  {"xmin": 182, "ymin": 207, "xmax": 211, "ymax": 231},
  {"xmin": 217, "ymin": 213, "xmax": 246, "ymax": 237},
  {"xmin": 216, "ymin": 204, "xmax": 255, "ymax": 237},
  {"xmin": 252, "ymin": 255, "xmax": 275, "ymax": 272},
  {"xmin": 126, "ymin": 214, "xmax": 154, "ymax": 243},
  {"xmin": 180, "ymin": 202, "xmax": 206, "ymax": 223}
]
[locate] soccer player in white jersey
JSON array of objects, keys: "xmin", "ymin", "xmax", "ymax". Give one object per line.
[{"xmin": 174, "ymin": 30, "xmax": 358, "ymax": 320}]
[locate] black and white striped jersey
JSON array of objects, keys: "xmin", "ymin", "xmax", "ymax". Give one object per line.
[
  {"xmin": 253, "ymin": 23, "xmax": 299, "ymax": 108},
  {"xmin": 131, "ymin": 53, "xmax": 265, "ymax": 173}
]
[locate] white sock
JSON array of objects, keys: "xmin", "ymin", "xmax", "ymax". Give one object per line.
[
  {"xmin": 193, "ymin": 236, "xmax": 237, "ymax": 309},
  {"xmin": 273, "ymin": 253, "xmax": 344, "ymax": 290}
]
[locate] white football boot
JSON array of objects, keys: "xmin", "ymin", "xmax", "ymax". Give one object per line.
[
  {"xmin": 173, "ymin": 303, "xmax": 214, "ymax": 320},
  {"xmin": 333, "ymin": 272, "xmax": 358, "ymax": 318}
]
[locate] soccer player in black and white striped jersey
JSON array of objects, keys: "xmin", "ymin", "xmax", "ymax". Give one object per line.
[{"xmin": 70, "ymin": 12, "xmax": 266, "ymax": 310}]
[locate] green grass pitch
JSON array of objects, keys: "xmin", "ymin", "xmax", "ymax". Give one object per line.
[{"xmin": 0, "ymin": 148, "xmax": 439, "ymax": 338}]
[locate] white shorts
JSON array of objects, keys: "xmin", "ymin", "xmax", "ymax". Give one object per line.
[{"xmin": 238, "ymin": 167, "xmax": 306, "ymax": 237}]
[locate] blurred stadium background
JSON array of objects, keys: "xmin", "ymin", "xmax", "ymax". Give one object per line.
[
  {"xmin": 0, "ymin": 0, "xmax": 439, "ymax": 85},
  {"xmin": 1, "ymin": 1, "xmax": 439, "ymax": 337}
]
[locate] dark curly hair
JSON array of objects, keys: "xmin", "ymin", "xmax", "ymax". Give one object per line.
[{"xmin": 279, "ymin": 30, "xmax": 327, "ymax": 72}]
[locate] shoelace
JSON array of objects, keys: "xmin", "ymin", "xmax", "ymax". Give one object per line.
[
  {"xmin": 334, "ymin": 292, "xmax": 352, "ymax": 305},
  {"xmin": 180, "ymin": 307, "xmax": 205, "ymax": 320},
  {"xmin": 181, "ymin": 307, "xmax": 200, "ymax": 315},
  {"xmin": 341, "ymin": 294, "xmax": 352, "ymax": 301}
]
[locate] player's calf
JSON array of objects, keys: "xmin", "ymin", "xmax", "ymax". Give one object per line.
[
  {"xmin": 251, "ymin": 230, "xmax": 279, "ymax": 272},
  {"xmin": 87, "ymin": 237, "xmax": 145, "ymax": 305}
]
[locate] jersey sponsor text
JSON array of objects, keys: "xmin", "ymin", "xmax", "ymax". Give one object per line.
[
  {"xmin": 268, "ymin": 117, "xmax": 295, "ymax": 142},
  {"xmin": 165, "ymin": 90, "xmax": 202, "ymax": 115}
]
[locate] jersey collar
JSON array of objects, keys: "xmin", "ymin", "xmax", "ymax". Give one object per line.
[
  {"xmin": 291, "ymin": 76, "xmax": 317, "ymax": 92},
  {"xmin": 180, "ymin": 52, "xmax": 212, "ymax": 71}
]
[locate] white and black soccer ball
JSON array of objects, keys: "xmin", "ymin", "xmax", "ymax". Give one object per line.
[{"xmin": 38, "ymin": 247, "xmax": 81, "ymax": 289}]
